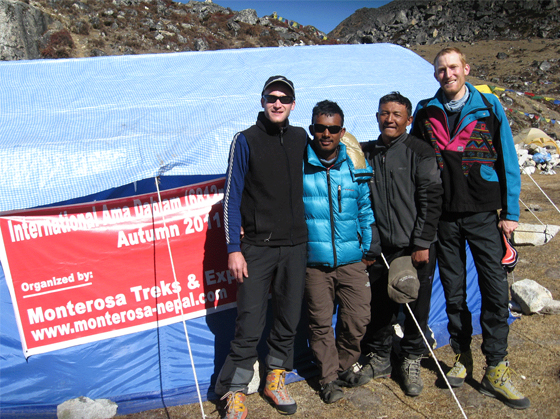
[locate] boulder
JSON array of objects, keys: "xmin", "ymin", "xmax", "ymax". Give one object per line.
[
  {"xmin": 511, "ymin": 279, "xmax": 553, "ymax": 314},
  {"xmin": 232, "ymin": 8, "xmax": 258, "ymax": 25},
  {"xmin": 57, "ymin": 397, "xmax": 117, "ymax": 419},
  {"xmin": 0, "ymin": 0, "xmax": 52, "ymax": 60},
  {"xmin": 512, "ymin": 223, "xmax": 560, "ymax": 246},
  {"xmin": 541, "ymin": 299, "xmax": 560, "ymax": 314}
]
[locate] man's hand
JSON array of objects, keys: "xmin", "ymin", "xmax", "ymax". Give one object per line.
[
  {"xmin": 498, "ymin": 219, "xmax": 518, "ymax": 239},
  {"xmin": 362, "ymin": 258, "xmax": 376, "ymax": 267},
  {"xmin": 228, "ymin": 252, "xmax": 248, "ymax": 283},
  {"xmin": 411, "ymin": 248, "xmax": 429, "ymax": 267}
]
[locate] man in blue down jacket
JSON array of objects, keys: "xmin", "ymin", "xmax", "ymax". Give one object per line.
[
  {"xmin": 303, "ymin": 100, "xmax": 381, "ymax": 404},
  {"xmin": 360, "ymin": 92, "xmax": 443, "ymax": 397}
]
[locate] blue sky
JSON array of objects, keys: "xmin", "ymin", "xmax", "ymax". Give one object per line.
[{"xmin": 205, "ymin": 1, "xmax": 392, "ymax": 34}]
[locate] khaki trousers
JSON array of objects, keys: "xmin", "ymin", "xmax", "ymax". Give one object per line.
[{"xmin": 305, "ymin": 262, "xmax": 371, "ymax": 386}]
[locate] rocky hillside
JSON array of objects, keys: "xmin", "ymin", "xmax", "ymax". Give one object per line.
[
  {"xmin": 3, "ymin": 0, "xmax": 559, "ymax": 63},
  {"xmin": 0, "ymin": 0, "xmax": 334, "ymax": 61},
  {"xmin": 331, "ymin": 0, "xmax": 560, "ymax": 139},
  {"xmin": 331, "ymin": 0, "xmax": 560, "ymax": 46}
]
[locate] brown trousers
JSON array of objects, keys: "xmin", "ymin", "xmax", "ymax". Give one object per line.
[{"xmin": 305, "ymin": 262, "xmax": 371, "ymax": 386}]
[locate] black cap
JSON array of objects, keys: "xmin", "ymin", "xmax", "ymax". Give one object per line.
[{"xmin": 262, "ymin": 75, "xmax": 295, "ymax": 97}]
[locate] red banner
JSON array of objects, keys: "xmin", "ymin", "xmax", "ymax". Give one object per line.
[{"xmin": 0, "ymin": 178, "xmax": 236, "ymax": 357}]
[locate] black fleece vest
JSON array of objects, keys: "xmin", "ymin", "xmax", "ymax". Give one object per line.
[{"xmin": 240, "ymin": 112, "xmax": 308, "ymax": 246}]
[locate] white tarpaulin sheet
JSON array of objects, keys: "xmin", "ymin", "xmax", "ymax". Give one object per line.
[{"xmin": 0, "ymin": 43, "xmax": 438, "ymax": 212}]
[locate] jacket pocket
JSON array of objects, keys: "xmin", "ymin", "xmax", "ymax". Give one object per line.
[
  {"xmin": 479, "ymin": 164, "xmax": 498, "ymax": 182},
  {"xmin": 467, "ymin": 163, "xmax": 500, "ymax": 205},
  {"xmin": 254, "ymin": 209, "xmax": 272, "ymax": 235}
]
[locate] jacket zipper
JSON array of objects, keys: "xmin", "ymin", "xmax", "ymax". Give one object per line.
[
  {"xmin": 450, "ymin": 107, "xmax": 496, "ymax": 159},
  {"xmin": 327, "ymin": 168, "xmax": 337, "ymax": 266},
  {"xmin": 337, "ymin": 185, "xmax": 342, "ymax": 212},
  {"xmin": 382, "ymin": 153, "xmax": 393, "ymax": 241},
  {"xmin": 279, "ymin": 127, "xmax": 294, "ymax": 245}
]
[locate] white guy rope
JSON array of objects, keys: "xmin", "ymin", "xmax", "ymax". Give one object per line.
[
  {"xmin": 519, "ymin": 196, "xmax": 556, "ymax": 244},
  {"xmin": 519, "ymin": 198, "xmax": 546, "ymax": 226},
  {"xmin": 526, "ymin": 173, "xmax": 560, "ymax": 214},
  {"xmin": 380, "ymin": 253, "xmax": 468, "ymax": 419},
  {"xmin": 155, "ymin": 177, "xmax": 207, "ymax": 419}
]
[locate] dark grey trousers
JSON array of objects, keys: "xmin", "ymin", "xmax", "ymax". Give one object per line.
[
  {"xmin": 214, "ymin": 243, "xmax": 307, "ymax": 395},
  {"xmin": 362, "ymin": 244, "xmax": 436, "ymax": 358},
  {"xmin": 437, "ymin": 211, "xmax": 509, "ymax": 366}
]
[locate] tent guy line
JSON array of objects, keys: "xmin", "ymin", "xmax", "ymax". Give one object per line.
[
  {"xmin": 154, "ymin": 176, "xmax": 207, "ymax": 419},
  {"xmin": 380, "ymin": 253, "xmax": 469, "ymax": 419}
]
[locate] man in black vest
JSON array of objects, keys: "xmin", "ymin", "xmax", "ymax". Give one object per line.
[{"xmin": 216, "ymin": 76, "xmax": 308, "ymax": 419}]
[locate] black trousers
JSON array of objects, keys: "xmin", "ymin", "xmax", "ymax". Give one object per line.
[
  {"xmin": 362, "ymin": 244, "xmax": 436, "ymax": 358},
  {"xmin": 214, "ymin": 243, "xmax": 307, "ymax": 395},
  {"xmin": 437, "ymin": 211, "xmax": 509, "ymax": 366}
]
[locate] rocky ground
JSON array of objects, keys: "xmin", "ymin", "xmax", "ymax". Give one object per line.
[{"xmin": 116, "ymin": 38, "xmax": 560, "ymax": 419}]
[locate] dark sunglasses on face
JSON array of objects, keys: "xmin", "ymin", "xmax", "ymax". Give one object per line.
[
  {"xmin": 262, "ymin": 94, "xmax": 294, "ymax": 104},
  {"xmin": 312, "ymin": 124, "xmax": 343, "ymax": 134}
]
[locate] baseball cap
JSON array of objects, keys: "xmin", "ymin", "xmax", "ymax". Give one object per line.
[
  {"xmin": 262, "ymin": 75, "xmax": 295, "ymax": 97},
  {"xmin": 387, "ymin": 256, "xmax": 420, "ymax": 304}
]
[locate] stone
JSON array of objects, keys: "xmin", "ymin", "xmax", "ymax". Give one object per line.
[
  {"xmin": 233, "ymin": 8, "xmax": 258, "ymax": 25},
  {"xmin": 511, "ymin": 279, "xmax": 553, "ymax": 314},
  {"xmin": 512, "ymin": 223, "xmax": 560, "ymax": 246},
  {"xmin": 0, "ymin": 0, "xmax": 52, "ymax": 60},
  {"xmin": 90, "ymin": 16, "xmax": 102, "ymax": 30},
  {"xmin": 194, "ymin": 38, "xmax": 208, "ymax": 51},
  {"xmin": 541, "ymin": 299, "xmax": 560, "ymax": 314},
  {"xmin": 395, "ymin": 10, "xmax": 408, "ymax": 25},
  {"xmin": 227, "ymin": 20, "xmax": 240, "ymax": 33},
  {"xmin": 539, "ymin": 60, "xmax": 552, "ymax": 71},
  {"xmin": 57, "ymin": 397, "xmax": 117, "ymax": 419},
  {"xmin": 90, "ymin": 48, "xmax": 107, "ymax": 56}
]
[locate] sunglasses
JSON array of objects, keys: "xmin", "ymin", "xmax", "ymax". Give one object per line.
[
  {"xmin": 312, "ymin": 124, "xmax": 343, "ymax": 134},
  {"xmin": 262, "ymin": 94, "xmax": 294, "ymax": 104}
]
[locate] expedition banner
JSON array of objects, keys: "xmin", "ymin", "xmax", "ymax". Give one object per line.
[{"xmin": 0, "ymin": 178, "xmax": 236, "ymax": 357}]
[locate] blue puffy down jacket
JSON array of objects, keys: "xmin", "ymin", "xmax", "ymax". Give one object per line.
[{"xmin": 303, "ymin": 142, "xmax": 378, "ymax": 268}]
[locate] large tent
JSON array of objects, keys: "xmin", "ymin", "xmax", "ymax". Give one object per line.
[{"xmin": 0, "ymin": 44, "xmax": 482, "ymax": 417}]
